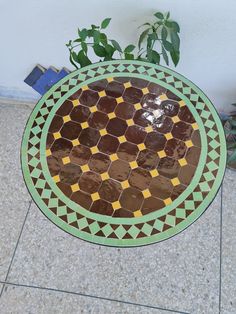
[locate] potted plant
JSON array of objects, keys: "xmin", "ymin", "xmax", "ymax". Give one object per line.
[
  {"xmin": 221, "ymin": 105, "xmax": 236, "ymax": 170},
  {"xmin": 66, "ymin": 11, "xmax": 181, "ymax": 69}
]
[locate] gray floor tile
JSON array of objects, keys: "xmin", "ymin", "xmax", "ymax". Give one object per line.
[
  {"xmin": 7, "ymin": 188, "xmax": 221, "ymax": 313},
  {"xmin": 221, "ymin": 169, "xmax": 236, "ymax": 314},
  {"xmin": 0, "ymin": 104, "xmax": 32, "ymax": 279},
  {"xmin": 0, "ymin": 284, "xmax": 171, "ymax": 314}
]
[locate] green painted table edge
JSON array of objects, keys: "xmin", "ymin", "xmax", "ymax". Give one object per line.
[{"xmin": 21, "ymin": 60, "xmax": 227, "ymax": 247}]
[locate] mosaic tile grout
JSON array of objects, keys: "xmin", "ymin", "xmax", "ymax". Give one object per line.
[
  {"xmin": 0, "ymin": 280, "xmax": 190, "ymax": 314},
  {"xmin": 0, "ymin": 200, "xmax": 32, "ymax": 298}
]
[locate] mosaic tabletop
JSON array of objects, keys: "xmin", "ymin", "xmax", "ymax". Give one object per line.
[{"xmin": 21, "ymin": 60, "xmax": 226, "ymax": 247}]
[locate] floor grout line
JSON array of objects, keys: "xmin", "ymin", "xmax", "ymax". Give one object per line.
[
  {"xmin": 219, "ymin": 184, "xmax": 223, "ymax": 314},
  {"xmin": 0, "ymin": 200, "xmax": 32, "ymax": 298},
  {"xmin": 0, "ymin": 280, "xmax": 190, "ymax": 314}
]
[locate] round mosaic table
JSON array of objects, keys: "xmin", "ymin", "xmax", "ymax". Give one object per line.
[{"xmin": 21, "ymin": 60, "xmax": 226, "ymax": 247}]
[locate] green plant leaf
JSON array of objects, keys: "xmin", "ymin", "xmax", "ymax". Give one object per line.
[
  {"xmin": 166, "ymin": 21, "xmax": 180, "ymax": 33},
  {"xmin": 104, "ymin": 44, "xmax": 115, "ymax": 57},
  {"xmin": 138, "ymin": 22, "xmax": 151, "ymax": 28},
  {"xmin": 69, "ymin": 51, "xmax": 79, "ymax": 69},
  {"xmin": 72, "ymin": 51, "xmax": 78, "ymax": 62},
  {"xmin": 93, "ymin": 30, "xmax": 100, "ymax": 43},
  {"xmin": 227, "ymin": 149, "xmax": 236, "ymax": 163},
  {"xmin": 162, "ymin": 46, "xmax": 169, "ymax": 65},
  {"xmin": 170, "ymin": 49, "xmax": 180, "ymax": 66},
  {"xmin": 93, "ymin": 44, "xmax": 107, "ymax": 57},
  {"xmin": 91, "ymin": 24, "xmax": 99, "ymax": 29},
  {"xmin": 81, "ymin": 42, "xmax": 88, "ymax": 54},
  {"xmin": 124, "ymin": 44, "xmax": 135, "ymax": 53},
  {"xmin": 225, "ymin": 129, "xmax": 236, "ymax": 134},
  {"xmin": 166, "ymin": 12, "xmax": 170, "ymax": 19},
  {"xmin": 161, "ymin": 26, "xmax": 168, "ymax": 41},
  {"xmin": 101, "ymin": 18, "xmax": 111, "ymax": 29},
  {"xmin": 78, "ymin": 28, "xmax": 88, "ymax": 41},
  {"xmin": 125, "ymin": 53, "xmax": 134, "ymax": 60},
  {"xmin": 151, "ymin": 50, "xmax": 160, "ymax": 63},
  {"xmin": 110, "ymin": 39, "xmax": 122, "ymax": 52},
  {"xmin": 163, "ymin": 40, "xmax": 172, "ymax": 51},
  {"xmin": 229, "ymin": 118, "xmax": 236, "ymax": 127},
  {"xmin": 154, "ymin": 12, "xmax": 164, "ymax": 20},
  {"xmin": 100, "ymin": 33, "xmax": 108, "ymax": 45},
  {"xmin": 146, "ymin": 49, "xmax": 160, "ymax": 64},
  {"xmin": 77, "ymin": 50, "xmax": 92, "ymax": 67},
  {"xmin": 170, "ymin": 31, "xmax": 180, "ymax": 51},
  {"xmin": 138, "ymin": 28, "xmax": 149, "ymax": 49},
  {"xmin": 73, "ymin": 38, "xmax": 82, "ymax": 43}
]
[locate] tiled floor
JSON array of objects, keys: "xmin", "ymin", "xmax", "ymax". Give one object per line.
[{"xmin": 0, "ymin": 100, "xmax": 235, "ymax": 314}]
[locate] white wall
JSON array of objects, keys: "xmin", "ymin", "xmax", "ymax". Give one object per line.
[{"xmin": 0, "ymin": 0, "xmax": 236, "ymax": 111}]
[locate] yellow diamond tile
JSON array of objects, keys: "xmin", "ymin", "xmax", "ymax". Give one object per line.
[
  {"xmin": 145, "ymin": 125, "xmax": 153, "ymax": 133},
  {"xmin": 129, "ymin": 161, "xmax": 138, "ymax": 169},
  {"xmin": 191, "ymin": 122, "xmax": 199, "ymax": 130},
  {"xmin": 72, "ymin": 139, "xmax": 80, "ymax": 146},
  {"xmin": 72, "ymin": 99, "xmax": 79, "ymax": 107},
  {"xmin": 82, "ymin": 85, "xmax": 89, "ymax": 91},
  {"xmin": 90, "ymin": 106, "xmax": 97, "ymax": 113},
  {"xmin": 53, "ymin": 175, "xmax": 60, "ymax": 183},
  {"xmin": 90, "ymin": 146, "xmax": 99, "ymax": 154},
  {"xmin": 133, "ymin": 210, "xmax": 142, "ymax": 217},
  {"xmin": 126, "ymin": 119, "xmax": 134, "ymax": 126},
  {"xmin": 158, "ymin": 150, "xmax": 166, "ymax": 158},
  {"xmin": 62, "ymin": 156, "xmax": 70, "ymax": 165},
  {"xmin": 121, "ymin": 180, "xmax": 130, "ymax": 189},
  {"xmin": 134, "ymin": 103, "xmax": 142, "ymax": 110},
  {"xmin": 81, "ymin": 164, "xmax": 90, "ymax": 172},
  {"xmin": 110, "ymin": 153, "xmax": 118, "ymax": 161},
  {"xmin": 142, "ymin": 189, "xmax": 151, "ymax": 198},
  {"xmin": 171, "ymin": 177, "xmax": 180, "ymax": 186},
  {"xmin": 91, "ymin": 192, "xmax": 100, "ymax": 201},
  {"xmin": 118, "ymin": 135, "xmax": 126, "ymax": 143},
  {"xmin": 53, "ymin": 132, "xmax": 61, "ymax": 140},
  {"xmin": 178, "ymin": 158, "xmax": 187, "ymax": 166},
  {"xmin": 164, "ymin": 197, "xmax": 172, "ymax": 206},
  {"xmin": 101, "ymin": 172, "xmax": 109, "ymax": 180},
  {"xmin": 124, "ymin": 82, "xmax": 131, "ymax": 88},
  {"xmin": 98, "ymin": 90, "xmax": 106, "ymax": 97},
  {"xmin": 185, "ymin": 140, "xmax": 193, "ymax": 148},
  {"xmin": 116, "ymin": 96, "xmax": 124, "ymax": 104},
  {"xmin": 179, "ymin": 100, "xmax": 186, "ymax": 107},
  {"xmin": 150, "ymin": 169, "xmax": 159, "ymax": 177},
  {"xmin": 112, "ymin": 201, "xmax": 121, "ymax": 210},
  {"xmin": 137, "ymin": 143, "xmax": 146, "ymax": 151},
  {"xmin": 142, "ymin": 87, "xmax": 149, "ymax": 95},
  {"xmin": 107, "ymin": 77, "xmax": 114, "ymax": 82},
  {"xmin": 63, "ymin": 115, "xmax": 71, "ymax": 123},
  {"xmin": 108, "ymin": 112, "xmax": 116, "ymax": 119},
  {"xmin": 99, "ymin": 129, "xmax": 107, "ymax": 136},
  {"xmin": 46, "ymin": 149, "xmax": 51, "ymax": 157},
  {"xmin": 159, "ymin": 94, "xmax": 168, "ymax": 101},
  {"xmin": 81, "ymin": 122, "xmax": 89, "ymax": 129},
  {"xmin": 172, "ymin": 116, "xmax": 180, "ymax": 123},
  {"xmin": 71, "ymin": 183, "xmax": 80, "ymax": 192},
  {"xmin": 164, "ymin": 132, "xmax": 173, "ymax": 140}
]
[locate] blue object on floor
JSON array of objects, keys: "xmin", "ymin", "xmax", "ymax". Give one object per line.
[
  {"xmin": 24, "ymin": 65, "xmax": 45, "ymax": 87},
  {"xmin": 24, "ymin": 66, "xmax": 71, "ymax": 95}
]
